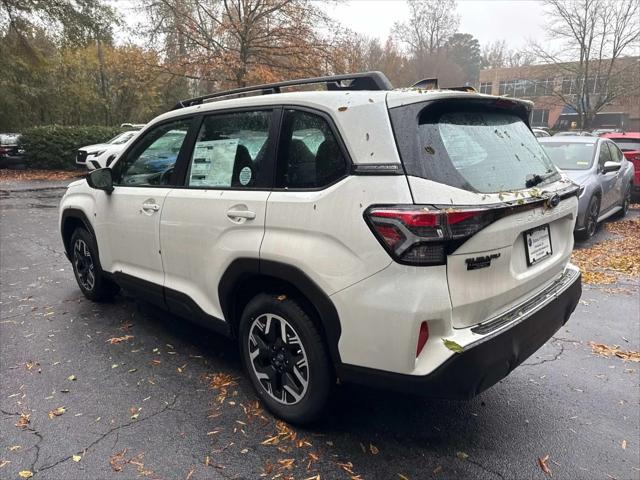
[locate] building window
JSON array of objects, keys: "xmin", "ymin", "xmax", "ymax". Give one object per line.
[
  {"xmin": 531, "ymin": 109, "xmax": 550, "ymax": 127},
  {"xmin": 536, "ymin": 78, "xmax": 554, "ymax": 96},
  {"xmin": 479, "ymin": 82, "xmax": 492, "ymax": 94}
]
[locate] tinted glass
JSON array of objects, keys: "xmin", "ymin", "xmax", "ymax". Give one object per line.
[
  {"xmin": 276, "ymin": 110, "xmax": 347, "ymax": 188},
  {"xmin": 401, "ymin": 108, "xmax": 559, "ymax": 193},
  {"xmin": 187, "ymin": 111, "xmax": 271, "ymax": 188},
  {"xmin": 114, "ymin": 119, "xmax": 190, "ymax": 187},
  {"xmin": 540, "ymin": 142, "xmax": 596, "ymax": 170}
]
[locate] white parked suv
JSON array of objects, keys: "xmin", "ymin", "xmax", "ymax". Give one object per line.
[
  {"xmin": 76, "ymin": 130, "xmax": 141, "ymax": 170},
  {"xmin": 59, "ymin": 72, "xmax": 582, "ymax": 423}
]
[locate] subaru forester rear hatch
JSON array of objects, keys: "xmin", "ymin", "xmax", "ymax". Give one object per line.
[{"xmin": 380, "ymin": 94, "xmax": 579, "ymax": 329}]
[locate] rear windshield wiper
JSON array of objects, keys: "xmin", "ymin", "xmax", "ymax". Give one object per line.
[{"xmin": 525, "ymin": 171, "xmax": 558, "ymax": 188}]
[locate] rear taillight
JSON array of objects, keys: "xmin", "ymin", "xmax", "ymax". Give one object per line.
[{"xmin": 365, "ymin": 205, "xmax": 497, "ymax": 265}]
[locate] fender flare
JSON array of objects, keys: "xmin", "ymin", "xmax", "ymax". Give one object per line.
[
  {"xmin": 219, "ymin": 258, "xmax": 343, "ymax": 366},
  {"xmin": 60, "ymin": 208, "xmax": 96, "ymax": 259}
]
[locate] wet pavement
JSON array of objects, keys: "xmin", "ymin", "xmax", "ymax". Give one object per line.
[{"xmin": 1, "ymin": 181, "xmax": 639, "ymax": 480}]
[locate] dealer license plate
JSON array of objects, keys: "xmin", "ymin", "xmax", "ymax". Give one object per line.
[{"xmin": 524, "ymin": 225, "xmax": 552, "ymax": 266}]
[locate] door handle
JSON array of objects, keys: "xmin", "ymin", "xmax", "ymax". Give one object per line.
[
  {"xmin": 226, "ymin": 209, "xmax": 256, "ymax": 220},
  {"xmin": 142, "ymin": 202, "xmax": 160, "ymax": 212}
]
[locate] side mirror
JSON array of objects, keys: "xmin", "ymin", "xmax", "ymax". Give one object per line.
[
  {"xmin": 86, "ymin": 168, "xmax": 114, "ymax": 193},
  {"xmin": 602, "ymin": 161, "xmax": 621, "ymax": 174}
]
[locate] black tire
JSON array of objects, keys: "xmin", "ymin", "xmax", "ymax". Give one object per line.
[
  {"xmin": 613, "ymin": 184, "xmax": 631, "ymax": 219},
  {"xmin": 239, "ymin": 293, "xmax": 332, "ymax": 424},
  {"xmin": 576, "ymin": 195, "xmax": 600, "ymax": 241},
  {"xmin": 70, "ymin": 227, "xmax": 120, "ymax": 302}
]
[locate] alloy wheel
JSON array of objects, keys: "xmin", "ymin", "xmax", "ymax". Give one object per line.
[
  {"xmin": 247, "ymin": 313, "xmax": 309, "ymax": 405},
  {"xmin": 73, "ymin": 238, "xmax": 95, "ymax": 291},
  {"xmin": 585, "ymin": 198, "xmax": 599, "ymax": 238}
]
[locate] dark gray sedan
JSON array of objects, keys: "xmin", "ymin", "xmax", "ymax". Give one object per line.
[{"xmin": 539, "ymin": 136, "xmax": 635, "ymax": 240}]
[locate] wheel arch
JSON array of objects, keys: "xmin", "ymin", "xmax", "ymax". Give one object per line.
[
  {"xmin": 60, "ymin": 208, "xmax": 96, "ymax": 259},
  {"xmin": 219, "ymin": 258, "xmax": 343, "ymax": 367}
]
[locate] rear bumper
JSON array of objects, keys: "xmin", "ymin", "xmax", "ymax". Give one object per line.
[{"xmin": 338, "ymin": 267, "xmax": 582, "ymax": 399}]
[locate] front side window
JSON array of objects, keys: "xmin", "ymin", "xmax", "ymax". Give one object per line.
[
  {"xmin": 186, "ymin": 110, "xmax": 272, "ymax": 189},
  {"xmin": 598, "ymin": 141, "xmax": 613, "ymax": 170},
  {"xmin": 114, "ymin": 119, "xmax": 191, "ymax": 187},
  {"xmin": 276, "ymin": 110, "xmax": 347, "ymax": 188},
  {"xmin": 606, "ymin": 142, "xmax": 624, "ymax": 162}
]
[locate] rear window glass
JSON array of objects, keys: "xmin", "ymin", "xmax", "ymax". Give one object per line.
[
  {"xmin": 539, "ymin": 142, "xmax": 595, "ymax": 170},
  {"xmin": 390, "ymin": 103, "xmax": 560, "ymax": 193},
  {"xmin": 610, "ymin": 139, "xmax": 640, "ymax": 152}
]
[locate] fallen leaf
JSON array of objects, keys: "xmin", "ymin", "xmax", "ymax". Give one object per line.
[
  {"xmin": 456, "ymin": 451, "xmax": 469, "ymax": 461},
  {"xmin": 538, "ymin": 454, "xmax": 552, "ymax": 476},
  {"xmin": 277, "ymin": 294, "xmax": 287, "ymax": 301},
  {"xmin": 369, "ymin": 443, "xmax": 379, "ymax": 455},
  {"xmin": 433, "ymin": 465, "xmax": 443, "ymax": 474},
  {"xmin": 110, "ymin": 449, "xmax": 127, "ymax": 472},
  {"xmin": 589, "ymin": 342, "xmax": 640, "ymax": 362},
  {"xmin": 67, "ymin": 375, "xmax": 77, "ymax": 381},
  {"xmin": 19, "ymin": 471, "xmax": 33, "ymax": 478},
  {"xmin": 186, "ymin": 467, "xmax": 195, "ymax": 480},
  {"xmin": 338, "ymin": 106, "xmax": 348, "ymax": 112},
  {"xmin": 48, "ymin": 406, "xmax": 66, "ymax": 419},
  {"xmin": 443, "ymin": 339, "xmax": 464, "ymax": 353},
  {"xmin": 130, "ymin": 407, "xmax": 141, "ymax": 420},
  {"xmin": 398, "ymin": 474, "xmax": 410, "ymax": 480},
  {"xmin": 621, "ymin": 440, "xmax": 627, "ymax": 450},
  {"xmin": 106, "ymin": 335, "xmax": 134, "ymax": 345},
  {"xmin": 15, "ymin": 413, "xmax": 30, "ymax": 429},
  {"xmin": 0, "ymin": 460, "xmax": 10, "ymax": 468},
  {"xmin": 72, "ymin": 455, "xmax": 81, "ymax": 462}
]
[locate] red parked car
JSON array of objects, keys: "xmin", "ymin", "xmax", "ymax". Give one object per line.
[{"xmin": 602, "ymin": 132, "xmax": 640, "ymax": 195}]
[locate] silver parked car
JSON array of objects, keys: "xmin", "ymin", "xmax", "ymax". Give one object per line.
[{"xmin": 539, "ymin": 137, "xmax": 634, "ymax": 240}]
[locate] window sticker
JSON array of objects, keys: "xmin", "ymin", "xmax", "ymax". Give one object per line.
[
  {"xmin": 239, "ymin": 166, "xmax": 252, "ymax": 186},
  {"xmin": 189, "ymin": 139, "xmax": 239, "ymax": 187}
]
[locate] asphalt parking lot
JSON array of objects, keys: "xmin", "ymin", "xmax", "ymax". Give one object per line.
[{"xmin": 1, "ymin": 178, "xmax": 639, "ymax": 480}]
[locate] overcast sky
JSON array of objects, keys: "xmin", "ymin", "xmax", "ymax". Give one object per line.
[
  {"xmin": 327, "ymin": 0, "xmax": 546, "ymax": 49},
  {"xmin": 110, "ymin": 0, "xmax": 548, "ymax": 50}
]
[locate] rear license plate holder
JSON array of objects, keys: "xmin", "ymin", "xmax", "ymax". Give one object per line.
[{"xmin": 524, "ymin": 225, "xmax": 552, "ymax": 266}]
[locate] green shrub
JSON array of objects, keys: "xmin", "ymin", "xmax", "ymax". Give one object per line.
[{"xmin": 20, "ymin": 125, "xmax": 123, "ymax": 169}]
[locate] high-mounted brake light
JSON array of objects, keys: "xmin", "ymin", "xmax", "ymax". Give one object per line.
[{"xmin": 364, "ymin": 206, "xmax": 496, "ymax": 265}]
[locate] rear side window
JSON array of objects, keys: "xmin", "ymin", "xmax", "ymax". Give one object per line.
[
  {"xmin": 276, "ymin": 110, "xmax": 347, "ymax": 188},
  {"xmin": 186, "ymin": 110, "xmax": 272, "ymax": 189},
  {"xmin": 390, "ymin": 102, "xmax": 560, "ymax": 193}
]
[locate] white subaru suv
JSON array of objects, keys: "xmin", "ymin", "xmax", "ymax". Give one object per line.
[{"xmin": 59, "ymin": 72, "xmax": 582, "ymax": 423}]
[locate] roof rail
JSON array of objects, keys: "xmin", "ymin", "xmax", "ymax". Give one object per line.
[{"xmin": 172, "ymin": 71, "xmax": 393, "ymax": 110}]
